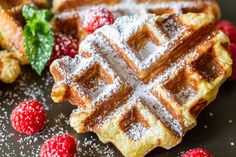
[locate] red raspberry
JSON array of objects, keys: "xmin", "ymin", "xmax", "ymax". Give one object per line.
[
  {"xmin": 49, "ymin": 33, "xmax": 78, "ymax": 64},
  {"xmin": 229, "ymin": 43, "xmax": 236, "ymax": 80},
  {"xmin": 40, "ymin": 134, "xmax": 77, "ymax": 157},
  {"xmin": 217, "ymin": 20, "xmax": 236, "ymax": 43},
  {"xmin": 83, "ymin": 7, "xmax": 114, "ymax": 33},
  {"xmin": 10, "ymin": 100, "xmax": 46, "ymax": 135},
  {"xmin": 181, "ymin": 148, "xmax": 212, "ymax": 157}
]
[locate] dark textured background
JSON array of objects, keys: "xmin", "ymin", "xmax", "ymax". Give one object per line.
[{"xmin": 0, "ymin": 0, "xmax": 235, "ymax": 156}]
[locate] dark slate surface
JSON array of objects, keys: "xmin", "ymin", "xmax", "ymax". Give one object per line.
[{"xmin": 0, "ymin": 0, "xmax": 235, "ymax": 156}]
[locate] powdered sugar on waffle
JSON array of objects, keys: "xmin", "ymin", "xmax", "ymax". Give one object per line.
[
  {"xmin": 56, "ymin": 1, "xmax": 205, "ymax": 21},
  {"xmin": 51, "ymin": 13, "xmax": 232, "ymax": 150},
  {"xmin": 125, "ymin": 122, "xmax": 148, "ymax": 141},
  {"xmin": 59, "ymin": 14, "xmax": 196, "ymax": 136},
  {"xmin": 88, "ymin": 30, "xmax": 184, "ymax": 135},
  {"xmin": 97, "ymin": 14, "xmax": 187, "ymax": 70}
]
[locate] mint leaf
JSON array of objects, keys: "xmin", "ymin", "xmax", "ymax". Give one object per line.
[{"xmin": 23, "ymin": 5, "xmax": 54, "ymax": 75}]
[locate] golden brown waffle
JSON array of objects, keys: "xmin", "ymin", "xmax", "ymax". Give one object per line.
[
  {"xmin": 0, "ymin": 51, "xmax": 21, "ymax": 83},
  {"xmin": 52, "ymin": 0, "xmax": 220, "ymax": 42},
  {"xmin": 0, "ymin": 0, "xmax": 47, "ymax": 83},
  {"xmin": 0, "ymin": 5, "xmax": 27, "ymax": 64},
  {"xmin": 0, "ymin": 3, "xmax": 27, "ymax": 83},
  {"xmin": 0, "ymin": 0, "xmax": 47, "ymax": 22},
  {"xmin": 0, "ymin": 0, "xmax": 48, "ymax": 64},
  {"xmin": 50, "ymin": 13, "xmax": 232, "ymax": 157}
]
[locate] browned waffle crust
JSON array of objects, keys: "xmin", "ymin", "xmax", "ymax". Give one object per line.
[
  {"xmin": 0, "ymin": 0, "xmax": 48, "ymax": 65},
  {"xmin": 50, "ymin": 13, "xmax": 232, "ymax": 157},
  {"xmin": 0, "ymin": 0, "xmax": 48, "ymax": 83},
  {"xmin": 0, "ymin": 4, "xmax": 27, "ymax": 64},
  {"xmin": 52, "ymin": 0, "xmax": 220, "ymax": 42}
]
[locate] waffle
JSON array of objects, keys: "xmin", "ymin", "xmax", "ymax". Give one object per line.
[
  {"xmin": 0, "ymin": 0, "xmax": 47, "ymax": 83},
  {"xmin": 0, "ymin": 0, "xmax": 48, "ymax": 23},
  {"xmin": 52, "ymin": 0, "xmax": 220, "ymax": 42},
  {"xmin": 0, "ymin": 4, "xmax": 27, "ymax": 64},
  {"xmin": 0, "ymin": 0, "xmax": 48, "ymax": 63},
  {"xmin": 0, "ymin": 51, "xmax": 21, "ymax": 83},
  {"xmin": 50, "ymin": 13, "xmax": 232, "ymax": 157}
]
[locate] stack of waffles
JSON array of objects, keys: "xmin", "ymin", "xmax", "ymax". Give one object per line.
[
  {"xmin": 0, "ymin": 0, "xmax": 47, "ymax": 83},
  {"xmin": 50, "ymin": 12, "xmax": 232, "ymax": 157}
]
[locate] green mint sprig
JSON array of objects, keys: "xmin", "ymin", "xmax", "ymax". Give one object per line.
[{"xmin": 22, "ymin": 5, "xmax": 54, "ymax": 75}]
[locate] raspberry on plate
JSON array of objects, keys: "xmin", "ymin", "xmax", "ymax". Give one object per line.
[
  {"xmin": 40, "ymin": 134, "xmax": 77, "ymax": 157},
  {"xmin": 229, "ymin": 43, "xmax": 236, "ymax": 80},
  {"xmin": 82, "ymin": 7, "xmax": 114, "ymax": 33},
  {"xmin": 217, "ymin": 20, "xmax": 236, "ymax": 43},
  {"xmin": 49, "ymin": 33, "xmax": 79, "ymax": 64},
  {"xmin": 10, "ymin": 100, "xmax": 46, "ymax": 135},
  {"xmin": 181, "ymin": 148, "xmax": 212, "ymax": 157}
]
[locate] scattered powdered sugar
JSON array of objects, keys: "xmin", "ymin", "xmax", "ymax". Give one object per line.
[
  {"xmin": 126, "ymin": 122, "xmax": 148, "ymax": 141},
  {"xmin": 77, "ymin": 135, "xmax": 117, "ymax": 157},
  {"xmin": 1, "ymin": 70, "xmax": 53, "ymax": 110},
  {"xmin": 209, "ymin": 112, "xmax": 214, "ymax": 117},
  {"xmin": 0, "ymin": 69, "xmax": 69, "ymax": 156},
  {"xmin": 230, "ymin": 142, "xmax": 235, "ymax": 146},
  {"xmin": 83, "ymin": 76, "xmax": 107, "ymax": 98},
  {"xmin": 135, "ymin": 39, "xmax": 166, "ymax": 62},
  {"xmin": 0, "ymin": 67, "xmax": 117, "ymax": 157},
  {"xmin": 174, "ymin": 86, "xmax": 196, "ymax": 104}
]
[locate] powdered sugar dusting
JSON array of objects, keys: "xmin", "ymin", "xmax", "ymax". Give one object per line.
[
  {"xmin": 56, "ymin": 1, "xmax": 211, "ymax": 21},
  {"xmin": 126, "ymin": 122, "xmax": 148, "ymax": 141},
  {"xmin": 51, "ymin": 11, "xmax": 232, "ymax": 156},
  {"xmin": 0, "ymin": 69, "xmax": 69, "ymax": 156},
  {"xmin": 97, "ymin": 14, "xmax": 187, "ymax": 70},
  {"xmin": 59, "ymin": 14, "xmax": 197, "ymax": 137},
  {"xmin": 0, "ymin": 67, "xmax": 117, "ymax": 156},
  {"xmin": 51, "ymin": 13, "xmax": 219, "ymax": 141},
  {"xmin": 77, "ymin": 135, "xmax": 116, "ymax": 157}
]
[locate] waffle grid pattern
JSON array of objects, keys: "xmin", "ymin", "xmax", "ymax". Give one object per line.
[{"xmin": 50, "ymin": 13, "xmax": 232, "ymax": 157}]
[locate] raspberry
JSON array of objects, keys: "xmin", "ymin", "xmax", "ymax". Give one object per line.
[
  {"xmin": 49, "ymin": 33, "xmax": 78, "ymax": 64},
  {"xmin": 217, "ymin": 20, "xmax": 236, "ymax": 43},
  {"xmin": 83, "ymin": 7, "xmax": 114, "ymax": 33},
  {"xmin": 181, "ymin": 148, "xmax": 212, "ymax": 157},
  {"xmin": 229, "ymin": 43, "xmax": 236, "ymax": 80},
  {"xmin": 40, "ymin": 134, "xmax": 77, "ymax": 157},
  {"xmin": 10, "ymin": 100, "xmax": 46, "ymax": 135}
]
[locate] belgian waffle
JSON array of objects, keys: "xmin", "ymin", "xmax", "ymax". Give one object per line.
[
  {"xmin": 50, "ymin": 13, "xmax": 232, "ymax": 157},
  {"xmin": 52, "ymin": 0, "xmax": 220, "ymax": 42}
]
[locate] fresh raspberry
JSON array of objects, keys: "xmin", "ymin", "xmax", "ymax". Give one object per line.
[
  {"xmin": 181, "ymin": 148, "xmax": 212, "ymax": 157},
  {"xmin": 229, "ymin": 43, "xmax": 236, "ymax": 80},
  {"xmin": 40, "ymin": 134, "xmax": 77, "ymax": 157},
  {"xmin": 83, "ymin": 7, "xmax": 114, "ymax": 33},
  {"xmin": 49, "ymin": 33, "xmax": 78, "ymax": 64},
  {"xmin": 217, "ymin": 20, "xmax": 236, "ymax": 43},
  {"xmin": 10, "ymin": 100, "xmax": 46, "ymax": 135}
]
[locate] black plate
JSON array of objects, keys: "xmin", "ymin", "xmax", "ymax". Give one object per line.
[{"xmin": 0, "ymin": 0, "xmax": 235, "ymax": 156}]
